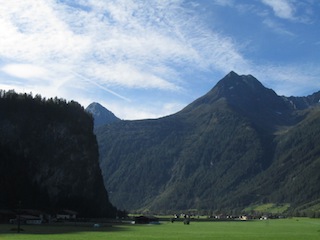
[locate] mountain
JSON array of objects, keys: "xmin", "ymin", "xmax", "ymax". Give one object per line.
[
  {"xmin": 86, "ymin": 102, "xmax": 120, "ymax": 128},
  {"xmin": 0, "ymin": 91, "xmax": 116, "ymax": 217},
  {"xmin": 95, "ymin": 71, "xmax": 320, "ymax": 214},
  {"xmin": 285, "ymin": 91, "xmax": 320, "ymax": 110}
]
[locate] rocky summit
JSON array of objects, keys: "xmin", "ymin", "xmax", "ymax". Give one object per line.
[{"xmin": 86, "ymin": 102, "xmax": 120, "ymax": 128}]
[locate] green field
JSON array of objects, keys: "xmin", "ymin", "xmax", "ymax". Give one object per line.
[
  {"xmin": 243, "ymin": 203, "xmax": 291, "ymax": 214},
  {"xmin": 0, "ymin": 218, "xmax": 319, "ymax": 240}
]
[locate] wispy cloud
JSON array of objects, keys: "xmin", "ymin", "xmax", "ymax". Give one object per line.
[
  {"xmin": 212, "ymin": 0, "xmax": 234, "ymax": 7},
  {"xmin": 262, "ymin": 18, "xmax": 295, "ymax": 36},
  {"xmin": 261, "ymin": 0, "xmax": 316, "ymax": 23},
  {"xmin": 0, "ymin": 0, "xmax": 249, "ymax": 99},
  {"xmin": 252, "ymin": 63, "xmax": 320, "ymax": 96},
  {"xmin": 1, "ymin": 1, "xmax": 188, "ymax": 90},
  {"xmin": 262, "ymin": 0, "xmax": 295, "ymax": 20}
]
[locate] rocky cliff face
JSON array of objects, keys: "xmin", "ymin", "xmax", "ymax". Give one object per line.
[{"xmin": 0, "ymin": 91, "xmax": 116, "ymax": 217}]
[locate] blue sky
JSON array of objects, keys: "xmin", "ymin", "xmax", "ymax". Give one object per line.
[{"xmin": 0, "ymin": 0, "xmax": 319, "ymax": 119}]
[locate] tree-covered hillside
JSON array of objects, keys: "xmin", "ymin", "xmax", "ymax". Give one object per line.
[
  {"xmin": 0, "ymin": 90, "xmax": 116, "ymax": 217},
  {"xmin": 96, "ymin": 72, "xmax": 320, "ymax": 215}
]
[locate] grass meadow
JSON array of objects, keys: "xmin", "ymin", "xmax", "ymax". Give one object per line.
[{"xmin": 0, "ymin": 218, "xmax": 319, "ymax": 240}]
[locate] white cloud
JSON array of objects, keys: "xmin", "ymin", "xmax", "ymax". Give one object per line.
[
  {"xmin": 0, "ymin": 0, "xmax": 89, "ymax": 63},
  {"xmin": 262, "ymin": 0, "xmax": 295, "ymax": 20},
  {"xmin": 0, "ymin": 0, "xmax": 247, "ymax": 92},
  {"xmin": 1, "ymin": 64, "xmax": 49, "ymax": 79},
  {"xmin": 0, "ymin": 1, "xmax": 190, "ymax": 93}
]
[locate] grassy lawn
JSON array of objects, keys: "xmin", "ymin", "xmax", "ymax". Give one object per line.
[{"xmin": 0, "ymin": 218, "xmax": 319, "ymax": 240}]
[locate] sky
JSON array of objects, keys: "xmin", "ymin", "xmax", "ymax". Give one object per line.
[{"xmin": 0, "ymin": 0, "xmax": 320, "ymax": 120}]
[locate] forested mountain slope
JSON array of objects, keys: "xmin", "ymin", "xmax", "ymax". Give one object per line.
[
  {"xmin": 0, "ymin": 91, "xmax": 116, "ymax": 217},
  {"xmin": 96, "ymin": 72, "xmax": 320, "ymax": 214}
]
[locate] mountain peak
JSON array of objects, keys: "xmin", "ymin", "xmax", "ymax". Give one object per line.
[
  {"xmin": 217, "ymin": 71, "xmax": 264, "ymax": 92},
  {"xmin": 182, "ymin": 72, "xmax": 274, "ymax": 109},
  {"xmin": 217, "ymin": 72, "xmax": 290, "ymax": 112},
  {"xmin": 181, "ymin": 72, "xmax": 292, "ymax": 130},
  {"xmin": 226, "ymin": 70, "xmax": 239, "ymax": 78},
  {"xmin": 86, "ymin": 102, "xmax": 120, "ymax": 127}
]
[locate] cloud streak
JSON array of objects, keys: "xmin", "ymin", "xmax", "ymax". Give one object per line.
[{"xmin": 71, "ymin": 70, "xmax": 131, "ymax": 102}]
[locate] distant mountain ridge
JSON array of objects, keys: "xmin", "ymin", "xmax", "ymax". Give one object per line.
[
  {"xmin": 285, "ymin": 91, "xmax": 320, "ymax": 110},
  {"xmin": 95, "ymin": 71, "xmax": 320, "ymax": 215}
]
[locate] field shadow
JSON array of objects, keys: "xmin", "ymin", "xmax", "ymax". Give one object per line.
[{"xmin": 0, "ymin": 223, "xmax": 130, "ymax": 235}]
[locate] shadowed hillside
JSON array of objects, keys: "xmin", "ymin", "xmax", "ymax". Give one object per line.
[
  {"xmin": 95, "ymin": 72, "xmax": 320, "ymax": 214},
  {"xmin": 0, "ymin": 90, "xmax": 116, "ymax": 217}
]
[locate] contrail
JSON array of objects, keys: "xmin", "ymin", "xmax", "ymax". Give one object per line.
[{"xmin": 71, "ymin": 71, "xmax": 131, "ymax": 102}]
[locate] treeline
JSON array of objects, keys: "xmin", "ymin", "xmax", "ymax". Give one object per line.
[
  {"xmin": 0, "ymin": 89, "xmax": 86, "ymax": 115},
  {"xmin": 0, "ymin": 90, "xmax": 94, "ymax": 136}
]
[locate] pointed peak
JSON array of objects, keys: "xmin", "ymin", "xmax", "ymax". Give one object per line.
[
  {"xmin": 207, "ymin": 72, "xmax": 282, "ymax": 107},
  {"xmin": 217, "ymin": 71, "xmax": 263, "ymax": 89},
  {"xmin": 87, "ymin": 102, "xmax": 104, "ymax": 109},
  {"xmin": 86, "ymin": 102, "xmax": 120, "ymax": 127},
  {"xmin": 226, "ymin": 71, "xmax": 240, "ymax": 77}
]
